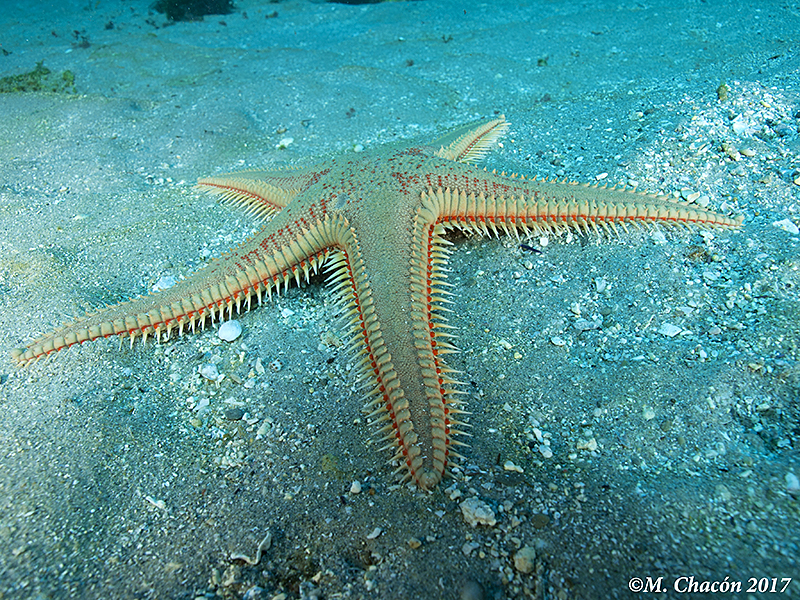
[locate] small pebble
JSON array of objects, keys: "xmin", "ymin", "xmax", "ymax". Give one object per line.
[
  {"xmin": 514, "ymin": 546, "xmax": 537, "ymax": 574},
  {"xmin": 550, "ymin": 336, "xmax": 566, "ymax": 347},
  {"xmin": 218, "ymin": 320, "xmax": 242, "ymax": 342},
  {"xmin": 759, "ymin": 172, "xmax": 775, "ymax": 185},
  {"xmin": 460, "ymin": 497, "xmax": 496, "ymax": 527},
  {"xmin": 407, "ymin": 537, "xmax": 422, "ymax": 549},
  {"xmin": 503, "ymin": 460, "xmax": 524, "ymax": 473},
  {"xmin": 721, "ymin": 141, "xmax": 741, "ymax": 161},
  {"xmin": 716, "ymin": 484, "xmax": 732, "ymax": 502},
  {"xmin": 786, "ymin": 472, "xmax": 800, "ymax": 495},
  {"xmin": 461, "ymin": 541, "xmax": 480, "ymax": 556},
  {"xmin": 573, "ymin": 319, "xmax": 599, "ymax": 332},
  {"xmin": 224, "ymin": 407, "xmax": 244, "ymax": 421},
  {"xmin": 242, "ymin": 586, "xmax": 266, "ymax": 600},
  {"xmin": 530, "ymin": 513, "xmax": 550, "ymax": 529},
  {"xmin": 460, "ymin": 580, "xmax": 484, "ymax": 600},
  {"xmin": 350, "ymin": 481, "xmax": 362, "ymax": 494},
  {"xmin": 366, "ymin": 527, "xmax": 382, "ymax": 540}
]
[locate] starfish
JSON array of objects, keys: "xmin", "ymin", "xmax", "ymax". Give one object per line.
[{"xmin": 11, "ymin": 116, "xmax": 741, "ymax": 489}]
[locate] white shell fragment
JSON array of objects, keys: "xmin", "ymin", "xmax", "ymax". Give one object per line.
[
  {"xmin": 218, "ymin": 320, "xmax": 243, "ymax": 342},
  {"xmin": 650, "ymin": 229, "xmax": 667, "ymax": 245},
  {"xmin": 658, "ymin": 323, "xmax": 683, "ymax": 338},
  {"xmin": 460, "ymin": 497, "xmax": 497, "ymax": 527},
  {"xmin": 773, "ymin": 218, "xmax": 799, "ymax": 235},
  {"xmin": 230, "ymin": 532, "xmax": 272, "ymax": 565},
  {"xmin": 200, "ymin": 364, "xmax": 220, "ymax": 381}
]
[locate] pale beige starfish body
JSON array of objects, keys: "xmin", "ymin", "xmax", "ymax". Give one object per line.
[{"xmin": 12, "ymin": 117, "xmax": 741, "ymax": 489}]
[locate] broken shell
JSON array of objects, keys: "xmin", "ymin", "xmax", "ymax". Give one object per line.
[{"xmin": 218, "ymin": 320, "xmax": 243, "ymax": 342}]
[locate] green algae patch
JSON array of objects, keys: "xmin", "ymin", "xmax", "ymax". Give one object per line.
[{"xmin": 0, "ymin": 61, "xmax": 77, "ymax": 94}]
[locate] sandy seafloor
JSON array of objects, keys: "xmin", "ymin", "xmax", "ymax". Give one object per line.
[{"xmin": 0, "ymin": 0, "xmax": 799, "ymax": 598}]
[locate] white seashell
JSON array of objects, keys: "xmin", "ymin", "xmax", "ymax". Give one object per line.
[{"xmin": 218, "ymin": 320, "xmax": 242, "ymax": 342}]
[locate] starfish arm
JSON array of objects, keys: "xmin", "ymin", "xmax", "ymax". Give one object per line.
[
  {"xmin": 424, "ymin": 117, "xmax": 741, "ymax": 232},
  {"xmin": 432, "ymin": 116, "xmax": 509, "ymax": 164},
  {"xmin": 327, "ymin": 194, "xmax": 465, "ymax": 490},
  {"xmin": 11, "ymin": 211, "xmax": 343, "ymax": 366},
  {"xmin": 427, "ymin": 176, "xmax": 742, "ymax": 236},
  {"xmin": 197, "ymin": 166, "xmax": 324, "ymax": 221}
]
